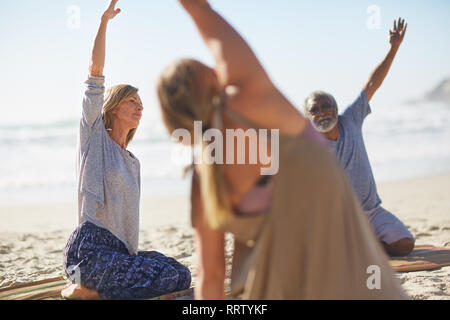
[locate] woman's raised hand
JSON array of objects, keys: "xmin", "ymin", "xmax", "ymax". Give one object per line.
[
  {"xmin": 89, "ymin": 0, "xmax": 120, "ymax": 76},
  {"xmin": 102, "ymin": 0, "xmax": 121, "ymax": 22}
]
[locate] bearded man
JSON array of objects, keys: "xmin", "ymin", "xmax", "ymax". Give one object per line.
[{"xmin": 304, "ymin": 18, "xmax": 415, "ymax": 256}]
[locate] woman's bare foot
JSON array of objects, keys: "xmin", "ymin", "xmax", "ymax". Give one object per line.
[{"xmin": 61, "ymin": 283, "xmax": 101, "ymax": 300}]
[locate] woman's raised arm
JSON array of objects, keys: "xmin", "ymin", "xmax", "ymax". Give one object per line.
[
  {"xmin": 179, "ymin": 0, "xmax": 272, "ymax": 92},
  {"xmin": 80, "ymin": 0, "xmax": 121, "ymax": 135},
  {"xmin": 89, "ymin": 0, "xmax": 121, "ymax": 76}
]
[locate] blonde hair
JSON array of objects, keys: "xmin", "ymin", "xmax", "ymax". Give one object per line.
[
  {"xmin": 102, "ymin": 84, "xmax": 139, "ymax": 148},
  {"xmin": 157, "ymin": 58, "xmax": 232, "ymax": 229}
]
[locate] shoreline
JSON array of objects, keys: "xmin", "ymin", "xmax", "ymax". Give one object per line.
[
  {"xmin": 2, "ymin": 163, "xmax": 450, "ymax": 209},
  {"xmin": 2, "ymin": 171, "xmax": 449, "ymax": 229}
]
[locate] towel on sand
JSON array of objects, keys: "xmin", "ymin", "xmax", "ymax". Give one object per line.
[{"xmin": 390, "ymin": 245, "xmax": 450, "ymax": 272}]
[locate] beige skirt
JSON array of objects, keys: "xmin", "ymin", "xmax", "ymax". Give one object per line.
[{"xmin": 220, "ymin": 135, "xmax": 408, "ymax": 300}]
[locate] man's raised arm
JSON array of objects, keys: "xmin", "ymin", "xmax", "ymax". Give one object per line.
[{"xmin": 363, "ymin": 17, "xmax": 407, "ymax": 102}]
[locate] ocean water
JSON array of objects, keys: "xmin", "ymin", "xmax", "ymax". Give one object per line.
[
  {"xmin": 364, "ymin": 101, "xmax": 450, "ymax": 182},
  {"xmin": 0, "ymin": 101, "xmax": 449, "ymax": 207}
]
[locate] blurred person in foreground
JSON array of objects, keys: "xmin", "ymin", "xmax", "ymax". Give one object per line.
[{"xmin": 157, "ymin": 0, "xmax": 408, "ymax": 299}]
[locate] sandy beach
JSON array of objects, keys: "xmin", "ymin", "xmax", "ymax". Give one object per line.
[{"xmin": 0, "ymin": 173, "xmax": 449, "ymax": 300}]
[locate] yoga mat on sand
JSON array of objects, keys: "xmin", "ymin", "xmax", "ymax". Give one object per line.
[
  {"xmin": 389, "ymin": 244, "xmax": 450, "ymax": 272},
  {"xmin": 0, "ymin": 276, "xmax": 194, "ymax": 300},
  {"xmin": 2, "ymin": 244, "xmax": 449, "ymax": 299}
]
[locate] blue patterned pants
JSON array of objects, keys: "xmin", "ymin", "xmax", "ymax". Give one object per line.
[{"xmin": 63, "ymin": 221, "xmax": 191, "ymax": 300}]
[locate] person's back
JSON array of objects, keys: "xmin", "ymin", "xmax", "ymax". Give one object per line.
[
  {"xmin": 159, "ymin": 0, "xmax": 408, "ymax": 299},
  {"xmin": 206, "ymin": 111, "xmax": 407, "ymax": 299}
]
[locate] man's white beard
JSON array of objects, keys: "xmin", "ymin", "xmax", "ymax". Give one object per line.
[{"xmin": 313, "ymin": 115, "xmax": 338, "ymax": 133}]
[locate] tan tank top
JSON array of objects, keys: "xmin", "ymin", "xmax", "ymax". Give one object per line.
[{"xmin": 191, "ymin": 108, "xmax": 408, "ymax": 300}]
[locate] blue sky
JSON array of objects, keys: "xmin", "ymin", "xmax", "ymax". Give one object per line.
[{"xmin": 1, "ymin": 0, "xmax": 449, "ymax": 125}]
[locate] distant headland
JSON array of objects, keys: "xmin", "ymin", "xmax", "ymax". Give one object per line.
[{"xmin": 408, "ymin": 78, "xmax": 450, "ymax": 106}]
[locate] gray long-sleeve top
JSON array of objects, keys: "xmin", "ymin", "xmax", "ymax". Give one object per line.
[{"xmin": 77, "ymin": 76, "xmax": 141, "ymax": 254}]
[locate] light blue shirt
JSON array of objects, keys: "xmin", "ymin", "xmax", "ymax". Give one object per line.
[{"xmin": 327, "ymin": 91, "xmax": 382, "ymax": 213}]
